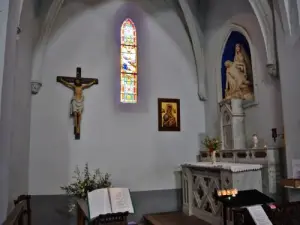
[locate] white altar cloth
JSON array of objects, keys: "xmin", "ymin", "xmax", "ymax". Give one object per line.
[{"xmin": 181, "ymin": 162, "xmax": 263, "ymax": 172}]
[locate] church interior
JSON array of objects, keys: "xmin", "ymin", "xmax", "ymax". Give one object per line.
[{"xmin": 2, "ymin": 0, "xmax": 300, "ymax": 224}]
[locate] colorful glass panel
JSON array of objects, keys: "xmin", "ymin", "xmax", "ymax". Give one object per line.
[
  {"xmin": 120, "ymin": 18, "xmax": 137, "ymax": 103},
  {"xmin": 121, "ymin": 45, "xmax": 137, "ymax": 73}
]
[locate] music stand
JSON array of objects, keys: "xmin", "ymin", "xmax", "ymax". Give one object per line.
[{"xmin": 215, "ymin": 189, "xmax": 275, "ymax": 225}]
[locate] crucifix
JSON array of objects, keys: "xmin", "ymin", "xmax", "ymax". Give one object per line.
[{"xmin": 57, "ymin": 67, "xmax": 98, "ymax": 140}]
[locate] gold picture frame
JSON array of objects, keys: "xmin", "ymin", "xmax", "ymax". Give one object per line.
[{"xmin": 158, "ymin": 98, "xmax": 181, "ymax": 131}]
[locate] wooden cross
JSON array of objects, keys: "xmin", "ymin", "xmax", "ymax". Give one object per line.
[{"xmin": 57, "ymin": 67, "xmax": 98, "ymax": 140}]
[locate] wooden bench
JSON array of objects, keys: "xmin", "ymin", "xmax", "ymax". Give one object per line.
[
  {"xmin": 76, "ymin": 199, "xmax": 128, "ymax": 225},
  {"xmin": 2, "ymin": 195, "xmax": 31, "ymax": 225}
]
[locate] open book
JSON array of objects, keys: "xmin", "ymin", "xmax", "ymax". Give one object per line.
[
  {"xmin": 87, "ymin": 187, "xmax": 134, "ymax": 220},
  {"xmin": 247, "ymin": 205, "xmax": 272, "ymax": 225}
]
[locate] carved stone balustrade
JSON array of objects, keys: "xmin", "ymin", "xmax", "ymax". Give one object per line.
[{"xmin": 181, "ymin": 162, "xmax": 263, "ymax": 225}]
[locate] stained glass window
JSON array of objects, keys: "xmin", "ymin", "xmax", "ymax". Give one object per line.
[{"xmin": 120, "ymin": 18, "xmax": 137, "ymax": 103}]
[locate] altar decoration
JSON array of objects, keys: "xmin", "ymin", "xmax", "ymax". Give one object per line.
[{"xmin": 202, "ymin": 136, "xmax": 222, "ymax": 164}]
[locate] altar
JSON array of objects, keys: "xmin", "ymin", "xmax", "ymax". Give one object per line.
[{"xmin": 181, "ymin": 162, "xmax": 263, "ymax": 225}]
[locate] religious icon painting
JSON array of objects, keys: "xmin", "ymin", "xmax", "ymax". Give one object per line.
[
  {"xmin": 221, "ymin": 31, "xmax": 254, "ymax": 102},
  {"xmin": 158, "ymin": 98, "xmax": 181, "ymax": 132}
]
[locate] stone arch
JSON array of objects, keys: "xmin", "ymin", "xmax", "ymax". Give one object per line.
[
  {"xmin": 248, "ymin": 0, "xmax": 276, "ymax": 65},
  {"xmin": 31, "ymin": 0, "xmax": 275, "ymax": 96},
  {"xmin": 178, "ymin": 0, "xmax": 206, "ymax": 100},
  {"xmin": 215, "ymin": 24, "xmax": 259, "ymax": 108},
  {"xmin": 31, "ymin": 0, "xmax": 66, "ymax": 94},
  {"xmin": 31, "ymin": 0, "xmax": 207, "ymax": 100}
]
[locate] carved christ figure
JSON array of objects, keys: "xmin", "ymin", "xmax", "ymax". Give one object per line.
[
  {"xmin": 59, "ymin": 78, "xmax": 96, "ymax": 136},
  {"xmin": 57, "ymin": 68, "xmax": 98, "ymax": 139}
]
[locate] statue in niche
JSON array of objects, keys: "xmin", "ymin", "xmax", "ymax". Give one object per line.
[
  {"xmin": 224, "ymin": 44, "xmax": 254, "ymax": 100},
  {"xmin": 221, "ymin": 31, "xmax": 254, "ymax": 101}
]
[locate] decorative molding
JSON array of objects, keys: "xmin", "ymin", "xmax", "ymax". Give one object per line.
[
  {"xmin": 39, "ymin": 0, "xmax": 65, "ymax": 45},
  {"xmin": 220, "ymin": 102, "xmax": 233, "ymax": 149},
  {"xmin": 178, "ymin": 0, "xmax": 206, "ymax": 101},
  {"xmin": 266, "ymin": 63, "xmax": 278, "ymax": 77},
  {"xmin": 16, "ymin": 26, "xmax": 21, "ymax": 40},
  {"xmin": 31, "ymin": 81, "xmax": 42, "ymax": 95},
  {"xmin": 248, "ymin": 0, "xmax": 276, "ymax": 65},
  {"xmin": 18, "ymin": 0, "xmax": 24, "ymax": 24},
  {"xmin": 31, "ymin": 0, "xmax": 65, "ymax": 89},
  {"xmin": 283, "ymin": 0, "xmax": 292, "ymax": 35},
  {"xmin": 198, "ymin": 93, "xmax": 207, "ymax": 101},
  {"xmin": 219, "ymin": 99, "xmax": 246, "ymax": 150}
]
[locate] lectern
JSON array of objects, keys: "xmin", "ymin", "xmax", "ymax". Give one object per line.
[
  {"xmin": 76, "ymin": 199, "xmax": 129, "ymax": 225},
  {"xmin": 215, "ymin": 189, "xmax": 275, "ymax": 225}
]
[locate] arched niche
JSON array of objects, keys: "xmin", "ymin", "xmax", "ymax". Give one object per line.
[{"xmin": 216, "ymin": 24, "xmax": 259, "ymax": 108}]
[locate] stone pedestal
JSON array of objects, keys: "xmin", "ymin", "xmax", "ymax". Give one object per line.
[
  {"xmin": 181, "ymin": 162, "xmax": 262, "ymax": 225},
  {"xmin": 220, "ymin": 99, "xmax": 246, "ymax": 149}
]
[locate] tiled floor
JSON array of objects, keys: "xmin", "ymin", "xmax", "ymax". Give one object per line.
[{"xmin": 144, "ymin": 211, "xmax": 211, "ymax": 225}]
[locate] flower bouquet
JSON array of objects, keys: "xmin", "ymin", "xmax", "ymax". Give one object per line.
[
  {"xmin": 60, "ymin": 163, "xmax": 111, "ymax": 212},
  {"xmin": 201, "ymin": 136, "xmax": 222, "ymax": 164}
]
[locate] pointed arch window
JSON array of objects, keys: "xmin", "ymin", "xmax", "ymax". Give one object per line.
[{"xmin": 120, "ymin": 18, "xmax": 137, "ymax": 103}]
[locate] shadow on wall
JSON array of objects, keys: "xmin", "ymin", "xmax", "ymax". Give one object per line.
[{"xmin": 34, "ymin": 0, "xmax": 54, "ymax": 18}]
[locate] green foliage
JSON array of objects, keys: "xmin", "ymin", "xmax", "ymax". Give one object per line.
[
  {"xmin": 60, "ymin": 163, "xmax": 111, "ymax": 200},
  {"xmin": 201, "ymin": 136, "xmax": 222, "ymax": 152}
]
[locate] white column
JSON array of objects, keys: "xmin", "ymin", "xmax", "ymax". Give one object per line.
[
  {"xmin": 0, "ymin": 0, "xmax": 10, "ymax": 115},
  {"xmin": 231, "ymin": 99, "xmax": 246, "ymax": 149},
  {"xmin": 0, "ymin": 1, "xmax": 11, "ymax": 222},
  {"xmin": 0, "ymin": 0, "xmax": 22, "ymax": 222}
]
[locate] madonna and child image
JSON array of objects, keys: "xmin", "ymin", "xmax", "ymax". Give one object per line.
[{"xmin": 158, "ymin": 98, "xmax": 181, "ymax": 132}]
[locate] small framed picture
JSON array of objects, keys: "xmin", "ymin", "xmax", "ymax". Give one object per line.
[{"xmin": 158, "ymin": 98, "xmax": 181, "ymax": 131}]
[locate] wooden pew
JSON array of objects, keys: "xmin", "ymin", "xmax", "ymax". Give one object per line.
[
  {"xmin": 2, "ymin": 195, "xmax": 31, "ymax": 225},
  {"xmin": 76, "ymin": 199, "xmax": 128, "ymax": 225}
]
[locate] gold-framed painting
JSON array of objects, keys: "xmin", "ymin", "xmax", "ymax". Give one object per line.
[{"xmin": 158, "ymin": 98, "xmax": 181, "ymax": 131}]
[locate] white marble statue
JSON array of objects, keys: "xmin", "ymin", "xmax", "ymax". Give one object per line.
[
  {"xmin": 252, "ymin": 134, "xmax": 258, "ymax": 148},
  {"xmin": 224, "ymin": 43, "xmax": 254, "ymax": 101}
]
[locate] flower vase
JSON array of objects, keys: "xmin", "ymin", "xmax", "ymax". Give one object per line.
[{"xmin": 211, "ymin": 151, "xmax": 216, "ymax": 164}]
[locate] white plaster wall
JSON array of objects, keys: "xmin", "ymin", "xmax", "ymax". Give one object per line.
[
  {"xmin": 204, "ymin": 0, "xmax": 283, "ymax": 145},
  {"xmin": 29, "ymin": 0, "xmax": 205, "ymax": 195},
  {"xmin": 8, "ymin": 0, "xmax": 36, "ymax": 204},
  {"xmin": 0, "ymin": 0, "xmax": 35, "ymax": 221},
  {"xmin": 278, "ymin": 35, "xmax": 300, "ymax": 201}
]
